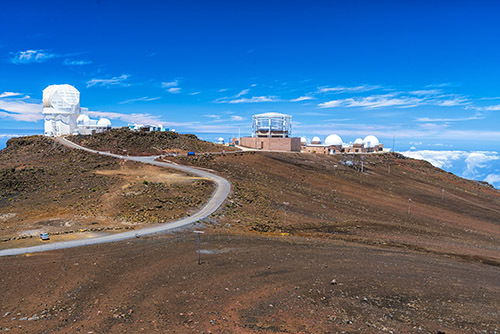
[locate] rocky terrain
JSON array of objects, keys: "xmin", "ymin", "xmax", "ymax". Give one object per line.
[
  {"xmin": 0, "ymin": 135, "xmax": 499, "ymax": 333},
  {"xmin": 70, "ymin": 128, "xmax": 239, "ymax": 156},
  {"xmin": 0, "ymin": 136, "xmax": 213, "ymax": 245},
  {"xmin": 167, "ymin": 151, "xmax": 500, "ymax": 266}
]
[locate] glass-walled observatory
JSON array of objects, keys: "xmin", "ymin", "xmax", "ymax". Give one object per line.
[{"xmin": 252, "ymin": 112, "xmax": 292, "ymax": 138}]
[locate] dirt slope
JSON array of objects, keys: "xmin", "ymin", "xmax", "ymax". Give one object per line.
[
  {"xmin": 0, "ymin": 136, "xmax": 213, "ymax": 244},
  {"xmin": 0, "ymin": 232, "xmax": 498, "ymax": 333},
  {"xmin": 1, "ymin": 138, "xmax": 500, "ymax": 333},
  {"xmin": 70, "ymin": 128, "xmax": 238, "ymax": 156},
  {"xmin": 167, "ymin": 151, "xmax": 500, "ymax": 265}
]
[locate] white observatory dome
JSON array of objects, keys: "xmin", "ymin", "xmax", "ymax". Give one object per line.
[
  {"xmin": 77, "ymin": 114, "xmax": 90, "ymax": 125},
  {"xmin": 324, "ymin": 134, "xmax": 343, "ymax": 146},
  {"xmin": 363, "ymin": 135, "xmax": 380, "ymax": 148},
  {"xmin": 97, "ymin": 118, "xmax": 112, "ymax": 127},
  {"xmin": 43, "ymin": 84, "xmax": 80, "ymax": 109},
  {"xmin": 218, "ymin": 137, "xmax": 224, "ymax": 141},
  {"xmin": 300, "ymin": 136, "xmax": 307, "ymax": 144},
  {"xmin": 311, "ymin": 136, "xmax": 321, "ymax": 144},
  {"xmin": 354, "ymin": 138, "xmax": 363, "ymax": 145}
]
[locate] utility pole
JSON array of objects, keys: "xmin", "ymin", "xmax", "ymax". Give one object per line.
[
  {"xmin": 283, "ymin": 202, "xmax": 289, "ymax": 232},
  {"xmin": 194, "ymin": 231, "xmax": 204, "ymax": 265},
  {"xmin": 392, "ymin": 136, "xmax": 395, "ymax": 152},
  {"xmin": 408, "ymin": 198, "xmax": 412, "ymax": 215},
  {"xmin": 441, "ymin": 188, "xmax": 445, "ymax": 201},
  {"xmin": 388, "ymin": 163, "xmax": 391, "ymax": 176}
]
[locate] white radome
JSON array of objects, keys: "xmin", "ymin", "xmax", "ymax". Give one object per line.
[
  {"xmin": 363, "ymin": 135, "xmax": 380, "ymax": 148},
  {"xmin": 218, "ymin": 137, "xmax": 224, "ymax": 141},
  {"xmin": 324, "ymin": 134, "xmax": 343, "ymax": 146},
  {"xmin": 76, "ymin": 114, "xmax": 90, "ymax": 125},
  {"xmin": 97, "ymin": 118, "xmax": 112, "ymax": 127},
  {"xmin": 354, "ymin": 138, "xmax": 363, "ymax": 145},
  {"xmin": 300, "ymin": 136, "xmax": 307, "ymax": 143},
  {"xmin": 312, "ymin": 136, "xmax": 321, "ymax": 143},
  {"xmin": 43, "ymin": 84, "xmax": 80, "ymax": 109}
]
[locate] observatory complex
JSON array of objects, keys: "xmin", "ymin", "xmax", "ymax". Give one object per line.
[
  {"xmin": 43, "ymin": 84, "xmax": 111, "ymax": 136},
  {"xmin": 239, "ymin": 113, "xmax": 301, "ymax": 151},
  {"xmin": 238, "ymin": 112, "xmax": 384, "ymax": 153},
  {"xmin": 302, "ymin": 134, "xmax": 384, "ymax": 154}
]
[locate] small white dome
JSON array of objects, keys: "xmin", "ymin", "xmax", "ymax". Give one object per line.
[
  {"xmin": 324, "ymin": 134, "xmax": 343, "ymax": 146},
  {"xmin": 218, "ymin": 137, "xmax": 224, "ymax": 141},
  {"xmin": 354, "ymin": 138, "xmax": 363, "ymax": 145},
  {"xmin": 363, "ymin": 135, "xmax": 380, "ymax": 148},
  {"xmin": 77, "ymin": 114, "xmax": 90, "ymax": 125},
  {"xmin": 312, "ymin": 136, "xmax": 321, "ymax": 143},
  {"xmin": 97, "ymin": 118, "xmax": 112, "ymax": 127},
  {"xmin": 300, "ymin": 136, "xmax": 307, "ymax": 143}
]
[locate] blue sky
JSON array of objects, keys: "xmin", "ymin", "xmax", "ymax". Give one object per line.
[{"xmin": 1, "ymin": 1, "xmax": 500, "ymax": 186}]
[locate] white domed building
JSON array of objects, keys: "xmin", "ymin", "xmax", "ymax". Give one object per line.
[
  {"xmin": 43, "ymin": 84, "xmax": 111, "ymax": 136},
  {"xmin": 303, "ymin": 133, "xmax": 384, "ymax": 154},
  {"xmin": 311, "ymin": 136, "xmax": 322, "ymax": 145}
]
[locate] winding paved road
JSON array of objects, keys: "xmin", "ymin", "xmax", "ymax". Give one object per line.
[{"xmin": 0, "ymin": 137, "xmax": 231, "ymax": 257}]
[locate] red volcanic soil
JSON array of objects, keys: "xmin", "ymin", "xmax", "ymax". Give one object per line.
[
  {"xmin": 1, "ymin": 137, "xmax": 500, "ymax": 333},
  {"xmin": 0, "ymin": 231, "xmax": 498, "ymax": 333}
]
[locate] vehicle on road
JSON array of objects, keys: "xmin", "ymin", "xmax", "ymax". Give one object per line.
[{"xmin": 40, "ymin": 233, "xmax": 50, "ymax": 241}]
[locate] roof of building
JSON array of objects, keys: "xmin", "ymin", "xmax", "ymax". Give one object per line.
[
  {"xmin": 97, "ymin": 118, "xmax": 112, "ymax": 127},
  {"xmin": 253, "ymin": 112, "xmax": 291, "ymax": 118},
  {"xmin": 324, "ymin": 134, "xmax": 343, "ymax": 146},
  {"xmin": 43, "ymin": 84, "xmax": 80, "ymax": 108},
  {"xmin": 363, "ymin": 135, "xmax": 380, "ymax": 148}
]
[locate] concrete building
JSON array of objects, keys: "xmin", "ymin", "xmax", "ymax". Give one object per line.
[
  {"xmin": 240, "ymin": 112, "xmax": 301, "ymax": 152},
  {"xmin": 43, "ymin": 84, "xmax": 111, "ymax": 136}
]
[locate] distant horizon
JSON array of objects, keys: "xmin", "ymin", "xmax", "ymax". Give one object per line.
[{"xmin": 0, "ymin": 127, "xmax": 498, "ymax": 189}]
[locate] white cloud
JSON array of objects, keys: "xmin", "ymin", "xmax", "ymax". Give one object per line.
[
  {"xmin": 119, "ymin": 96, "xmax": 160, "ymax": 104},
  {"xmin": 225, "ymin": 96, "xmax": 279, "ymax": 104},
  {"xmin": 217, "ymin": 88, "xmax": 228, "ymax": 92},
  {"xmin": 162, "ymin": 80, "xmax": 179, "ymax": 88},
  {"xmin": 409, "ymin": 89, "xmax": 442, "ymax": 96},
  {"xmin": 463, "ymin": 152, "xmax": 499, "ymax": 177},
  {"xmin": 317, "ymin": 85, "xmax": 381, "ymax": 94},
  {"xmin": 189, "ymin": 91, "xmax": 201, "ymax": 95},
  {"xmin": 401, "ymin": 150, "xmax": 499, "ymax": 181},
  {"xmin": 86, "ymin": 74, "xmax": 130, "ymax": 88},
  {"xmin": 401, "ymin": 150, "xmax": 466, "ymax": 169},
  {"xmin": 235, "ymin": 89, "xmax": 249, "ymax": 98},
  {"xmin": 290, "ymin": 96, "xmax": 314, "ymax": 102},
  {"xmin": 484, "ymin": 174, "xmax": 500, "ymax": 186},
  {"xmin": 0, "ymin": 92, "xmax": 22, "ymax": 98},
  {"xmin": 435, "ymin": 97, "xmax": 468, "ymax": 106},
  {"xmin": 415, "ymin": 113, "xmax": 484, "ymax": 122},
  {"xmin": 88, "ymin": 111, "xmax": 164, "ymax": 125},
  {"xmin": 231, "ymin": 115, "xmax": 244, "ymax": 121},
  {"xmin": 0, "ymin": 98, "xmax": 42, "ymax": 122},
  {"xmin": 484, "ymin": 104, "xmax": 500, "ymax": 111},
  {"xmin": 204, "ymin": 114, "xmax": 221, "ymax": 120},
  {"xmin": 168, "ymin": 87, "xmax": 181, "ymax": 94},
  {"xmin": 11, "ymin": 49, "xmax": 56, "ymax": 64},
  {"xmin": 318, "ymin": 94, "xmax": 422, "ymax": 109},
  {"xmin": 63, "ymin": 59, "xmax": 92, "ymax": 66}
]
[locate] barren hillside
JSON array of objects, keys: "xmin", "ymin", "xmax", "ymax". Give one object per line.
[
  {"xmin": 167, "ymin": 151, "xmax": 500, "ymax": 265},
  {"xmin": 0, "ymin": 136, "xmax": 213, "ymax": 245},
  {"xmin": 70, "ymin": 128, "xmax": 239, "ymax": 156},
  {"xmin": 0, "ymin": 137, "xmax": 499, "ymax": 333}
]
